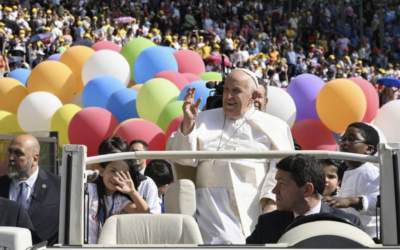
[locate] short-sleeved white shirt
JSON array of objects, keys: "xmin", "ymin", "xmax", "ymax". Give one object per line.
[
  {"xmin": 87, "ymin": 183, "xmax": 131, "ymax": 244},
  {"xmin": 138, "ymin": 176, "xmax": 161, "ymax": 214}
]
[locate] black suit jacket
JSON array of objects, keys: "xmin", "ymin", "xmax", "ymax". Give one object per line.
[
  {"xmin": 246, "ymin": 202, "xmax": 363, "ymax": 244},
  {"xmin": 0, "ymin": 168, "xmax": 61, "ymax": 246}
]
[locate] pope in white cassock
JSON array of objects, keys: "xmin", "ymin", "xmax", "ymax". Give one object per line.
[{"xmin": 166, "ymin": 69, "xmax": 294, "ymax": 244}]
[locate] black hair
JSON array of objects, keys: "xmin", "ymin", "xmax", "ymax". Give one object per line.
[
  {"xmin": 144, "ymin": 160, "xmax": 174, "ymax": 188},
  {"xmin": 129, "ymin": 139, "xmax": 149, "ymax": 150},
  {"xmin": 277, "ymin": 154, "xmax": 325, "ymax": 197},
  {"xmin": 319, "ymin": 159, "xmax": 348, "ymax": 196},
  {"xmin": 98, "ymin": 136, "xmax": 128, "ymax": 155},
  {"xmin": 348, "ymin": 122, "xmax": 380, "ymax": 155}
]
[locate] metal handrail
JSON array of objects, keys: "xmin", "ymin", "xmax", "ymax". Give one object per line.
[{"xmin": 85, "ymin": 150, "xmax": 379, "ymax": 165}]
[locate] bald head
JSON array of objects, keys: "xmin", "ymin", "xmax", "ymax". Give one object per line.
[{"xmin": 12, "ymin": 134, "xmax": 41, "ymax": 154}]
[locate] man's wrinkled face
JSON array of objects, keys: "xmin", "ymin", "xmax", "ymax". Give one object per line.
[
  {"xmin": 254, "ymin": 84, "xmax": 267, "ymax": 111},
  {"xmin": 7, "ymin": 139, "xmax": 34, "ymax": 180}
]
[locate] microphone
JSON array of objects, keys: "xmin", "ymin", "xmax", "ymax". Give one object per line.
[{"xmin": 206, "ymin": 81, "xmax": 217, "ymax": 89}]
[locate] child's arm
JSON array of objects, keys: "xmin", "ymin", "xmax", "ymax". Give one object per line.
[{"xmin": 114, "ymin": 171, "xmax": 150, "ymax": 213}]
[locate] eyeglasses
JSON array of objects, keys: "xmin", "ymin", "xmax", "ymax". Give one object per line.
[{"xmin": 337, "ymin": 135, "xmax": 368, "ymax": 145}]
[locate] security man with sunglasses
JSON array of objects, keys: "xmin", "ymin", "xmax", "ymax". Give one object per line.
[{"xmin": 323, "ymin": 122, "xmax": 380, "ymax": 239}]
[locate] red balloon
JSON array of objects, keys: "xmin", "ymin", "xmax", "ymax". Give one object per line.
[
  {"xmin": 182, "ymin": 73, "xmax": 203, "ymax": 83},
  {"xmin": 349, "ymin": 77, "xmax": 379, "ymax": 123},
  {"xmin": 91, "ymin": 41, "xmax": 121, "ymax": 53},
  {"xmin": 153, "ymin": 71, "xmax": 190, "ymax": 91},
  {"xmin": 165, "ymin": 114, "xmax": 183, "ymax": 141},
  {"xmin": 291, "ymin": 119, "xmax": 337, "ymax": 151},
  {"xmin": 114, "ymin": 119, "xmax": 166, "ymax": 151},
  {"xmin": 68, "ymin": 107, "xmax": 119, "ymax": 156},
  {"xmin": 173, "ymin": 50, "xmax": 206, "ymax": 75}
]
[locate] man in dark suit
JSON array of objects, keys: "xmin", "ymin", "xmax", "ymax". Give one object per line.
[
  {"xmin": 246, "ymin": 154, "xmax": 363, "ymax": 244},
  {"xmin": 0, "ymin": 135, "xmax": 60, "ymax": 246}
]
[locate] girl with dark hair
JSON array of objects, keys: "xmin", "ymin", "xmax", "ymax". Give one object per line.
[
  {"xmin": 320, "ymin": 159, "xmax": 347, "ymax": 197},
  {"xmin": 87, "ymin": 159, "xmax": 149, "ymax": 244}
]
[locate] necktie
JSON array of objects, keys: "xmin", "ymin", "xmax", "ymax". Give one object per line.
[{"xmin": 17, "ymin": 182, "xmax": 28, "ymax": 210}]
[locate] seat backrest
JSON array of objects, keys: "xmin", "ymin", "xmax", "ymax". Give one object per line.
[
  {"xmin": 0, "ymin": 227, "xmax": 32, "ymax": 250},
  {"xmin": 98, "ymin": 214, "xmax": 203, "ymax": 245},
  {"xmin": 164, "ymin": 179, "xmax": 196, "ymax": 218}
]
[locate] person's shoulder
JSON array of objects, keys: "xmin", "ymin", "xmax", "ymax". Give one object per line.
[
  {"xmin": 0, "ymin": 196, "xmax": 22, "ymax": 210},
  {"xmin": 330, "ymin": 206, "xmax": 360, "ymax": 221},
  {"xmin": 40, "ymin": 169, "xmax": 61, "ymax": 181},
  {"xmin": 258, "ymin": 210, "xmax": 289, "ymax": 222},
  {"xmin": 359, "ymin": 163, "xmax": 379, "ymax": 179},
  {"xmin": 255, "ymin": 110, "xmax": 289, "ymax": 126}
]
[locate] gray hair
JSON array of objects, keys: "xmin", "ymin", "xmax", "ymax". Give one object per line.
[{"xmin": 257, "ymin": 77, "xmax": 268, "ymax": 100}]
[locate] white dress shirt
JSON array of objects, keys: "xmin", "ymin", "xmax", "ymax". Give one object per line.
[
  {"xmin": 294, "ymin": 199, "xmax": 322, "ymax": 218},
  {"xmin": 9, "ymin": 167, "xmax": 39, "ymax": 210}
]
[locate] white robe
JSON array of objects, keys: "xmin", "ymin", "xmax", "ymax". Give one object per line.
[{"xmin": 166, "ymin": 107, "xmax": 294, "ymax": 244}]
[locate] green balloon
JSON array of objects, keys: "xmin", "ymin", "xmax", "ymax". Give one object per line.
[
  {"xmin": 120, "ymin": 38, "xmax": 155, "ymax": 82},
  {"xmin": 199, "ymin": 72, "xmax": 222, "ymax": 81},
  {"xmin": 157, "ymin": 101, "xmax": 184, "ymax": 132},
  {"xmin": 137, "ymin": 78, "xmax": 180, "ymax": 124}
]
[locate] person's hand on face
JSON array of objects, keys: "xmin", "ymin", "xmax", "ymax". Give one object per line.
[{"xmin": 114, "ymin": 171, "xmax": 136, "ymax": 194}]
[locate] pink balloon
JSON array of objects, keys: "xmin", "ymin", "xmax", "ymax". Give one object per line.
[
  {"xmin": 349, "ymin": 77, "xmax": 379, "ymax": 123},
  {"xmin": 114, "ymin": 119, "xmax": 166, "ymax": 151},
  {"xmin": 173, "ymin": 50, "xmax": 206, "ymax": 75},
  {"xmin": 182, "ymin": 73, "xmax": 203, "ymax": 83},
  {"xmin": 165, "ymin": 114, "xmax": 184, "ymax": 141},
  {"xmin": 153, "ymin": 70, "xmax": 190, "ymax": 91},
  {"xmin": 68, "ymin": 107, "xmax": 119, "ymax": 156},
  {"xmin": 291, "ymin": 119, "xmax": 337, "ymax": 151},
  {"xmin": 91, "ymin": 41, "xmax": 121, "ymax": 53}
]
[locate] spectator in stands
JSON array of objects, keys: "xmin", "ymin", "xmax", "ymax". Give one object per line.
[
  {"xmin": 144, "ymin": 160, "xmax": 173, "ymax": 213},
  {"xmin": 323, "ymin": 123, "xmax": 380, "ymax": 238},
  {"xmin": 0, "ymin": 135, "xmax": 60, "ymax": 246}
]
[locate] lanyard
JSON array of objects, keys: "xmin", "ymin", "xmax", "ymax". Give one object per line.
[{"xmin": 99, "ymin": 194, "xmax": 115, "ymax": 227}]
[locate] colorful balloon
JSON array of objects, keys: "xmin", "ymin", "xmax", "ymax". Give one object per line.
[
  {"xmin": 199, "ymin": 72, "xmax": 222, "ymax": 81},
  {"xmin": 131, "ymin": 84, "xmax": 143, "ymax": 91},
  {"xmin": 0, "ymin": 110, "xmax": 23, "ymax": 134},
  {"xmin": 178, "ymin": 80, "xmax": 209, "ymax": 110},
  {"xmin": 0, "ymin": 78, "xmax": 29, "ymax": 114},
  {"xmin": 182, "ymin": 73, "xmax": 202, "ymax": 83},
  {"xmin": 316, "ymin": 79, "xmax": 367, "ymax": 133},
  {"xmin": 134, "ymin": 46, "xmax": 178, "ymax": 84},
  {"xmin": 106, "ymin": 88, "xmax": 139, "ymax": 123},
  {"xmin": 266, "ymin": 86, "xmax": 297, "ymax": 127},
  {"xmin": 17, "ymin": 92, "xmax": 63, "ymax": 132},
  {"xmin": 157, "ymin": 101, "xmax": 184, "ymax": 132},
  {"xmin": 70, "ymin": 93, "xmax": 83, "ymax": 107},
  {"xmin": 373, "ymin": 100, "xmax": 400, "ymax": 143},
  {"xmin": 47, "ymin": 53, "xmax": 62, "ymax": 61},
  {"xmin": 82, "ymin": 75, "xmax": 126, "ymax": 108},
  {"xmin": 291, "ymin": 119, "xmax": 337, "ymax": 151},
  {"xmin": 114, "ymin": 119, "xmax": 166, "ymax": 151},
  {"xmin": 349, "ymin": 77, "xmax": 379, "ymax": 123},
  {"xmin": 165, "ymin": 114, "xmax": 184, "ymax": 141},
  {"xmin": 153, "ymin": 70, "xmax": 190, "ymax": 91},
  {"xmin": 286, "ymin": 73, "xmax": 325, "ymax": 122},
  {"xmin": 68, "ymin": 107, "xmax": 119, "ymax": 156},
  {"xmin": 91, "ymin": 40, "xmax": 122, "ymax": 52},
  {"xmin": 27, "ymin": 61, "xmax": 75, "ymax": 104},
  {"xmin": 173, "ymin": 50, "xmax": 206, "ymax": 75},
  {"xmin": 82, "ymin": 50, "xmax": 130, "ymax": 86},
  {"xmin": 136, "ymin": 78, "xmax": 180, "ymax": 124},
  {"xmin": 51, "ymin": 104, "xmax": 82, "ymax": 146},
  {"xmin": 8, "ymin": 68, "xmax": 30, "ymax": 86},
  {"xmin": 59, "ymin": 45, "xmax": 95, "ymax": 93},
  {"xmin": 120, "ymin": 38, "xmax": 155, "ymax": 81}
]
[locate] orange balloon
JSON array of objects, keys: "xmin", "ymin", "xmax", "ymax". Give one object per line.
[
  {"xmin": 131, "ymin": 84, "xmax": 143, "ymax": 91},
  {"xmin": 59, "ymin": 46, "xmax": 95, "ymax": 93},
  {"xmin": 0, "ymin": 78, "xmax": 28, "ymax": 114},
  {"xmin": 27, "ymin": 61, "xmax": 76, "ymax": 104},
  {"xmin": 316, "ymin": 79, "xmax": 367, "ymax": 133}
]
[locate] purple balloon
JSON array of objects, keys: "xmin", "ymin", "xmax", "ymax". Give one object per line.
[
  {"xmin": 286, "ymin": 74, "xmax": 325, "ymax": 122},
  {"xmin": 47, "ymin": 53, "xmax": 62, "ymax": 61}
]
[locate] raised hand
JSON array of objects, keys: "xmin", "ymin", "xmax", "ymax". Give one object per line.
[
  {"xmin": 114, "ymin": 171, "xmax": 136, "ymax": 195},
  {"xmin": 181, "ymin": 87, "xmax": 202, "ymax": 135}
]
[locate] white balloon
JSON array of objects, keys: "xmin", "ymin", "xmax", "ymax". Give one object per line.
[
  {"xmin": 265, "ymin": 87, "xmax": 297, "ymax": 127},
  {"xmin": 373, "ymin": 100, "xmax": 400, "ymax": 143},
  {"xmin": 82, "ymin": 50, "xmax": 131, "ymax": 86},
  {"xmin": 70, "ymin": 92, "xmax": 83, "ymax": 107},
  {"xmin": 18, "ymin": 92, "xmax": 63, "ymax": 132}
]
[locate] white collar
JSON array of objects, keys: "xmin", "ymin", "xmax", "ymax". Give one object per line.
[
  {"xmin": 13, "ymin": 166, "xmax": 39, "ymax": 189},
  {"xmin": 227, "ymin": 106, "xmax": 256, "ymax": 121},
  {"xmin": 293, "ymin": 199, "xmax": 322, "ymax": 218}
]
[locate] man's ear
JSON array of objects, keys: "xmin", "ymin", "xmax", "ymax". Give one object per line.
[
  {"xmin": 304, "ymin": 183, "xmax": 315, "ymax": 198},
  {"xmin": 265, "ymin": 98, "xmax": 269, "ymax": 106},
  {"xmin": 365, "ymin": 145, "xmax": 374, "ymax": 155},
  {"xmin": 251, "ymin": 90, "xmax": 259, "ymax": 103}
]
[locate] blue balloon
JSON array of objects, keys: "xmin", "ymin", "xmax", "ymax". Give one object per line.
[
  {"xmin": 106, "ymin": 88, "xmax": 139, "ymax": 123},
  {"xmin": 134, "ymin": 46, "xmax": 178, "ymax": 84},
  {"xmin": 82, "ymin": 75, "xmax": 126, "ymax": 108},
  {"xmin": 8, "ymin": 68, "xmax": 31, "ymax": 86},
  {"xmin": 162, "ymin": 46, "xmax": 177, "ymax": 54},
  {"xmin": 178, "ymin": 80, "xmax": 209, "ymax": 110}
]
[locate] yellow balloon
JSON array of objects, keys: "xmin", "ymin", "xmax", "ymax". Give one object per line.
[
  {"xmin": 316, "ymin": 79, "xmax": 367, "ymax": 133},
  {"xmin": 51, "ymin": 104, "xmax": 82, "ymax": 146},
  {"xmin": 113, "ymin": 118, "xmax": 142, "ymax": 135},
  {"xmin": 130, "ymin": 84, "xmax": 143, "ymax": 91},
  {"xmin": 27, "ymin": 61, "xmax": 76, "ymax": 104},
  {"xmin": 0, "ymin": 110, "xmax": 23, "ymax": 134},
  {"xmin": 0, "ymin": 78, "xmax": 28, "ymax": 114},
  {"xmin": 59, "ymin": 46, "xmax": 95, "ymax": 93}
]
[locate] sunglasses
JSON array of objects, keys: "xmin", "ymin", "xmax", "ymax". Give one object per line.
[{"xmin": 337, "ymin": 135, "xmax": 368, "ymax": 145}]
